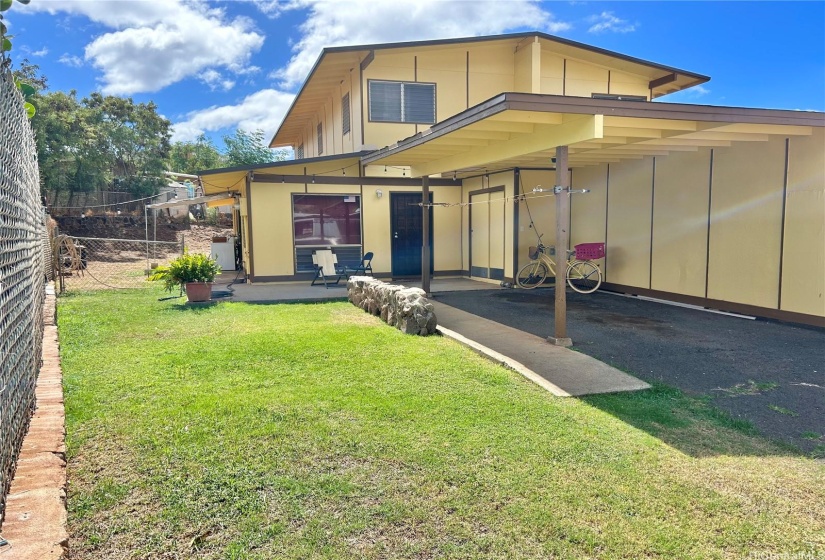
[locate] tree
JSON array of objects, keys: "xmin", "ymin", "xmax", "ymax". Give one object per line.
[
  {"xmin": 12, "ymin": 58, "xmax": 47, "ymax": 90},
  {"xmin": 222, "ymin": 129, "xmax": 287, "ymax": 167},
  {"xmin": 82, "ymin": 93, "xmax": 171, "ymax": 197},
  {"xmin": 31, "ymin": 90, "xmax": 111, "ymax": 204},
  {"xmin": 169, "ymin": 134, "xmax": 224, "ymax": 175},
  {"xmin": 27, "ymin": 82, "xmax": 172, "ymax": 203}
]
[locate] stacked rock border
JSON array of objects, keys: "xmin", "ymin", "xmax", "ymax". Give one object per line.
[{"xmin": 347, "ymin": 276, "xmax": 438, "ymax": 336}]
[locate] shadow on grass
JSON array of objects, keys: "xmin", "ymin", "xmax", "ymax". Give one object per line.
[{"xmin": 582, "ymin": 382, "xmax": 803, "ymax": 459}]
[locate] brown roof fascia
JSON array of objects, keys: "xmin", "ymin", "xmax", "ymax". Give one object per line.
[
  {"xmin": 322, "ymin": 31, "xmax": 710, "ymax": 83},
  {"xmin": 361, "ymin": 93, "xmax": 825, "ymax": 164},
  {"xmin": 504, "ymin": 93, "xmax": 825, "ymax": 126},
  {"xmin": 200, "ymin": 151, "xmax": 373, "ymax": 176},
  {"xmin": 251, "ymin": 174, "xmax": 455, "ymax": 187}
]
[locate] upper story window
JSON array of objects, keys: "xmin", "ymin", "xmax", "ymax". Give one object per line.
[
  {"xmin": 296, "ymin": 144, "xmax": 304, "ymax": 159},
  {"xmin": 368, "ymin": 80, "xmax": 436, "ymax": 124},
  {"xmin": 342, "ymin": 93, "xmax": 351, "ymax": 135},
  {"xmin": 317, "ymin": 122, "xmax": 323, "ymax": 154}
]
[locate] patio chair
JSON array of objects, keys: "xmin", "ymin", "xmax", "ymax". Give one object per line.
[
  {"xmin": 311, "ymin": 250, "xmax": 346, "ymax": 288},
  {"xmin": 346, "ymin": 251, "xmax": 374, "ymax": 277}
]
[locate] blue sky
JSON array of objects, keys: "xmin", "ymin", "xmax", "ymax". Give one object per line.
[{"xmin": 8, "ymin": 1, "xmax": 824, "ymax": 145}]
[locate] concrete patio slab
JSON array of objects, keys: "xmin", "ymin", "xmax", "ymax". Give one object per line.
[{"xmin": 210, "ymin": 274, "xmax": 499, "ymax": 304}]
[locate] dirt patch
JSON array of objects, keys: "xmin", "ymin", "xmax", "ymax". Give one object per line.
[{"xmin": 54, "ymin": 216, "xmax": 233, "ymax": 256}]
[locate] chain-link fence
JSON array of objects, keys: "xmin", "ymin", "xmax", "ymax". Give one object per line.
[
  {"xmin": 0, "ymin": 69, "xmax": 45, "ymax": 524},
  {"xmin": 55, "ymin": 235, "xmax": 184, "ymax": 292}
]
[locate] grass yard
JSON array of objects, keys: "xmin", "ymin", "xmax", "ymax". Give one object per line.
[{"xmin": 60, "ymin": 288, "xmax": 825, "ymax": 559}]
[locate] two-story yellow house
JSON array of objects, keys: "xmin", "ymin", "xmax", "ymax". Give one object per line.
[{"xmin": 200, "ymin": 31, "xmax": 825, "ymax": 326}]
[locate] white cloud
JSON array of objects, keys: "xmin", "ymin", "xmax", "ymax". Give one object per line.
[
  {"xmin": 200, "ymin": 69, "xmax": 236, "ymax": 92},
  {"xmin": 171, "ymin": 89, "xmax": 296, "ymax": 142},
  {"xmin": 271, "ymin": 0, "xmax": 572, "ymax": 89},
  {"xmin": 587, "ymin": 11, "xmax": 637, "ymax": 34},
  {"xmin": 21, "ymin": 0, "xmax": 264, "ymax": 95},
  {"xmin": 182, "ymin": 0, "xmax": 572, "ymax": 145},
  {"xmin": 22, "ymin": 46, "xmax": 49, "ymax": 57},
  {"xmin": 58, "ymin": 54, "xmax": 84, "ymax": 68},
  {"xmin": 251, "ymin": 0, "xmax": 301, "ymax": 17}
]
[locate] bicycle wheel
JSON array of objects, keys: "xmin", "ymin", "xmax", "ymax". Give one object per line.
[
  {"xmin": 516, "ymin": 261, "xmax": 548, "ymax": 289},
  {"xmin": 566, "ymin": 260, "xmax": 602, "ymax": 294}
]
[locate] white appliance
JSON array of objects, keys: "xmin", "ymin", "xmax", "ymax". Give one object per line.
[{"xmin": 210, "ymin": 237, "xmax": 236, "ymax": 270}]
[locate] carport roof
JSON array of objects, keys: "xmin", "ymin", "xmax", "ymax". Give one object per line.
[
  {"xmin": 199, "ymin": 152, "xmax": 370, "ymax": 194},
  {"xmin": 360, "ymin": 93, "xmax": 825, "ymax": 177}
]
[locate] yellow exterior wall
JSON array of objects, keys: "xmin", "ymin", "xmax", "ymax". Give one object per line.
[
  {"xmin": 609, "ymin": 70, "xmax": 650, "ymax": 99},
  {"xmin": 361, "ymin": 184, "xmax": 462, "ymax": 275},
  {"xmin": 360, "ymin": 184, "xmax": 392, "ymax": 273},
  {"xmin": 362, "ymin": 50, "xmax": 417, "ymax": 150},
  {"xmin": 605, "ymin": 157, "xmax": 654, "ymax": 287},
  {"xmin": 707, "ymin": 137, "xmax": 786, "ymax": 308},
  {"xmin": 651, "ymin": 150, "xmax": 711, "ymax": 297},
  {"xmin": 570, "ymin": 164, "xmax": 608, "ymax": 267},
  {"xmin": 433, "ymin": 186, "xmax": 463, "ymax": 272},
  {"xmin": 248, "ymin": 179, "xmax": 462, "ymax": 278},
  {"xmin": 467, "ymin": 44, "xmax": 515, "ymax": 107},
  {"xmin": 461, "ymin": 171, "xmax": 513, "ymax": 278},
  {"xmin": 416, "ymin": 48, "xmax": 470, "ymax": 126},
  {"xmin": 564, "ymin": 59, "xmax": 609, "ymax": 98},
  {"xmin": 517, "ymin": 170, "xmax": 556, "ymax": 274},
  {"xmin": 296, "ymin": 40, "xmax": 657, "ymax": 156},
  {"xmin": 539, "ymin": 51, "xmax": 565, "ymax": 96},
  {"xmin": 460, "ymin": 178, "xmax": 474, "ymax": 272},
  {"xmin": 249, "ymin": 182, "xmax": 302, "ymax": 277},
  {"xmin": 781, "ymin": 128, "xmax": 825, "ymax": 316},
  {"xmin": 514, "ymin": 41, "xmax": 541, "ymax": 94}
]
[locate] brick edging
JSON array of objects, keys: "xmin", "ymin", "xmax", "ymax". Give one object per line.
[{"xmin": 0, "ymin": 285, "xmax": 68, "ymax": 559}]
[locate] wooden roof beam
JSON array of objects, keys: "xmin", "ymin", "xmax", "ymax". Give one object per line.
[
  {"xmin": 649, "ymin": 73, "xmax": 677, "ymax": 90},
  {"xmin": 411, "ymin": 115, "xmax": 603, "ymax": 177}
]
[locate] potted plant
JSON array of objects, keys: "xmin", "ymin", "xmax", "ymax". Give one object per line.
[{"xmin": 149, "ymin": 253, "xmax": 221, "ymax": 302}]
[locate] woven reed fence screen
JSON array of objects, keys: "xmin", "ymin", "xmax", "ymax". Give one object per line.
[{"xmin": 0, "ymin": 69, "xmax": 45, "ymax": 524}]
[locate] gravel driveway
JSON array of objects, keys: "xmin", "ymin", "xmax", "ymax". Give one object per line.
[{"xmin": 433, "ymin": 287, "xmax": 825, "ymax": 454}]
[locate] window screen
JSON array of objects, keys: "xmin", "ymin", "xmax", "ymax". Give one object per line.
[
  {"xmin": 317, "ymin": 123, "xmax": 323, "ymax": 155},
  {"xmin": 342, "ymin": 93, "xmax": 351, "ymax": 135},
  {"xmin": 293, "ymin": 195, "xmax": 361, "ymax": 246},
  {"xmin": 369, "ymin": 80, "xmax": 435, "ymax": 124},
  {"xmin": 403, "ymin": 83, "xmax": 436, "ymax": 124},
  {"xmin": 296, "ymin": 144, "xmax": 304, "ymax": 159}
]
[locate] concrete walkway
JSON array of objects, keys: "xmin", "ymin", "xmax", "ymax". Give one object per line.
[{"xmin": 432, "ymin": 301, "xmax": 650, "ymax": 397}]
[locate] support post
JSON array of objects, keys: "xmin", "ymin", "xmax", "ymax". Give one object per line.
[
  {"xmin": 422, "ymin": 176, "xmax": 431, "ymax": 295},
  {"xmin": 550, "ymin": 146, "xmax": 573, "ymax": 347}
]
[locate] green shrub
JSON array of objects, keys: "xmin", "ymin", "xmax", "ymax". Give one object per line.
[{"xmin": 148, "ymin": 253, "xmax": 221, "ymax": 292}]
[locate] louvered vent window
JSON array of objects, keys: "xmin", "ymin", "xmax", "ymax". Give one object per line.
[
  {"xmin": 296, "ymin": 144, "xmax": 304, "ymax": 159},
  {"xmin": 317, "ymin": 122, "xmax": 323, "ymax": 155},
  {"xmin": 368, "ymin": 80, "xmax": 436, "ymax": 124},
  {"xmin": 342, "ymin": 93, "xmax": 351, "ymax": 135}
]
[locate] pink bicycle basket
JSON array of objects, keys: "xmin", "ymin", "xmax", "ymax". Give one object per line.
[{"xmin": 574, "ymin": 242, "xmax": 605, "ymax": 260}]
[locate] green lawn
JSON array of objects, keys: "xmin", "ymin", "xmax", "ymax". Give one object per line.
[{"xmin": 59, "ymin": 288, "xmax": 825, "ymax": 559}]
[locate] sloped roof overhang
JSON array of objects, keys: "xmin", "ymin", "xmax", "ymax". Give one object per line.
[
  {"xmin": 360, "ymin": 93, "xmax": 824, "ymax": 177},
  {"xmin": 146, "ymin": 193, "xmax": 237, "ymax": 210},
  {"xmin": 198, "ymin": 152, "xmax": 373, "ymax": 194},
  {"xmin": 270, "ymin": 31, "xmax": 711, "ymax": 149}
]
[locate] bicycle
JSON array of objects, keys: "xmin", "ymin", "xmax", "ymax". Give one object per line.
[{"xmin": 516, "ymin": 235, "xmax": 603, "ymax": 293}]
